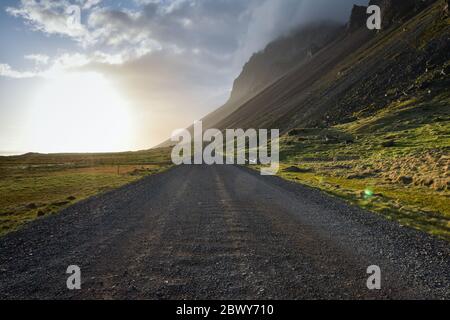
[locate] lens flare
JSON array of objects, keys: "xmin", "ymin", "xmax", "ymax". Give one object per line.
[{"xmin": 364, "ymin": 188, "xmax": 374, "ymax": 199}]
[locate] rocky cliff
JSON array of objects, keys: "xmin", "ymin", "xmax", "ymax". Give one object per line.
[{"xmin": 229, "ymin": 22, "xmax": 342, "ymax": 104}]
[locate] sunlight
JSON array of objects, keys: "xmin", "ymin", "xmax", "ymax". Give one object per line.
[{"xmin": 26, "ymin": 72, "xmax": 133, "ymax": 153}]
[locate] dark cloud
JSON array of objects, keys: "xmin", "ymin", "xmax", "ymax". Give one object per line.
[{"xmin": 86, "ymin": 0, "xmax": 368, "ymax": 70}]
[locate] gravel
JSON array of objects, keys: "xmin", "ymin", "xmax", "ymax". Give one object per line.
[{"xmin": 0, "ymin": 165, "xmax": 448, "ymax": 299}]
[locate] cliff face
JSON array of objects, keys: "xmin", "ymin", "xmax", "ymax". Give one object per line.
[
  {"xmin": 210, "ymin": 0, "xmax": 448, "ymax": 132},
  {"xmin": 346, "ymin": 0, "xmax": 439, "ymax": 32},
  {"xmin": 347, "ymin": 5, "xmax": 369, "ymax": 32},
  {"xmin": 228, "ymin": 22, "xmax": 342, "ymax": 105},
  {"xmin": 369, "ymin": 0, "xmax": 438, "ymax": 27}
]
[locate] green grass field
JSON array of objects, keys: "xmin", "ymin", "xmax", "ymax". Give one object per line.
[
  {"xmin": 276, "ymin": 91, "xmax": 450, "ymax": 240},
  {"xmin": 0, "ymin": 148, "xmax": 172, "ymax": 236}
]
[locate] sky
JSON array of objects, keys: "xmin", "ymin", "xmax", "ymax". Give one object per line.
[{"xmin": 0, "ymin": 0, "xmax": 367, "ymax": 154}]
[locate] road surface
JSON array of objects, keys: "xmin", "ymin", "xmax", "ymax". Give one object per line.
[{"xmin": 0, "ymin": 165, "xmax": 449, "ymax": 299}]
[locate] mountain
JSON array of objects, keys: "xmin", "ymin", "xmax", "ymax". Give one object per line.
[
  {"xmin": 158, "ymin": 0, "xmax": 448, "ymax": 141},
  {"xmin": 228, "ymin": 22, "xmax": 343, "ymax": 105},
  {"xmin": 209, "ymin": 0, "xmax": 448, "ymax": 132}
]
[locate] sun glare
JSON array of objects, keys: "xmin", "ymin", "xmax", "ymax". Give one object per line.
[{"xmin": 27, "ymin": 72, "xmax": 133, "ymax": 153}]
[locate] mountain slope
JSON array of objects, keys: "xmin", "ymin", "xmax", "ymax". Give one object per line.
[
  {"xmin": 157, "ymin": 22, "xmax": 343, "ymax": 147},
  {"xmin": 228, "ymin": 22, "xmax": 343, "ymax": 106},
  {"xmin": 214, "ymin": 0, "xmax": 448, "ymax": 132}
]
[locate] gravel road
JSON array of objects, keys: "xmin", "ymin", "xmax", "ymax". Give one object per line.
[{"xmin": 0, "ymin": 165, "xmax": 448, "ymax": 299}]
